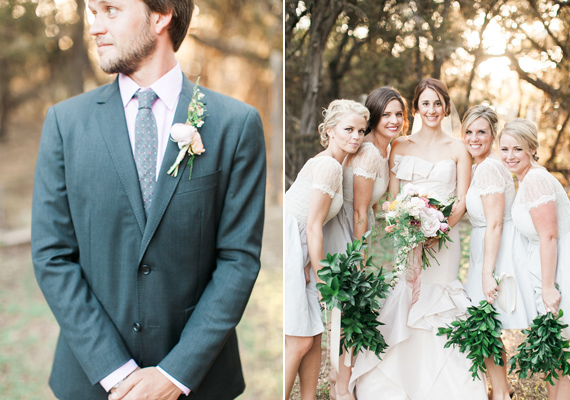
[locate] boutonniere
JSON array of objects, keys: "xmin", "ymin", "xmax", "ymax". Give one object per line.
[{"xmin": 167, "ymin": 77, "xmax": 207, "ymax": 180}]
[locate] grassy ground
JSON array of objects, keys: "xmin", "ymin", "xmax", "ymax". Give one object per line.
[
  {"xmin": 291, "ymin": 215, "xmax": 549, "ymax": 400},
  {"xmin": 0, "ymin": 121, "xmax": 283, "ymax": 400}
]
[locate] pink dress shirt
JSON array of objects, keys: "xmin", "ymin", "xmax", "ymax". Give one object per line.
[{"xmin": 99, "ymin": 62, "xmax": 190, "ymax": 396}]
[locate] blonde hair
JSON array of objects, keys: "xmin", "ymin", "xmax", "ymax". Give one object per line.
[
  {"xmin": 499, "ymin": 118, "xmax": 540, "ymax": 164},
  {"xmin": 318, "ymin": 99, "xmax": 370, "ymax": 148},
  {"xmin": 461, "ymin": 105, "xmax": 499, "ymax": 139}
]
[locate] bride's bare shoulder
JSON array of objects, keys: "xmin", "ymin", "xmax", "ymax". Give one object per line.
[{"xmin": 391, "ymin": 135, "xmax": 413, "ymax": 151}]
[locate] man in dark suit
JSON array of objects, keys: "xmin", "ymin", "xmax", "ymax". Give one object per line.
[{"xmin": 31, "ymin": 0, "xmax": 266, "ymax": 399}]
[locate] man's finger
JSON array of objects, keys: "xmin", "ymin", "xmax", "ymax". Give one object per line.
[{"xmin": 110, "ymin": 373, "xmax": 140, "ymax": 400}]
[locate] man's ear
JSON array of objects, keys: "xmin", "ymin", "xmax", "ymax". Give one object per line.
[{"xmin": 152, "ymin": 11, "xmax": 173, "ymax": 35}]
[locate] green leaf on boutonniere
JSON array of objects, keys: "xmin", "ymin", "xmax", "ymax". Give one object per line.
[
  {"xmin": 317, "ymin": 232, "xmax": 391, "ymax": 359},
  {"xmin": 437, "ymin": 300, "xmax": 505, "ymax": 380},
  {"xmin": 509, "ymin": 310, "xmax": 570, "ymax": 385}
]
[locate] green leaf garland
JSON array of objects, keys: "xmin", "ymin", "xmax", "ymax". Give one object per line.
[
  {"xmin": 317, "ymin": 233, "xmax": 391, "ymax": 358},
  {"xmin": 509, "ymin": 310, "xmax": 570, "ymax": 385},
  {"xmin": 437, "ymin": 300, "xmax": 505, "ymax": 380}
]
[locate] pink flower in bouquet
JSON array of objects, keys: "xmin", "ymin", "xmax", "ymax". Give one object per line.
[
  {"xmin": 382, "ymin": 201, "xmax": 392, "ymax": 212},
  {"xmin": 407, "ymin": 196, "xmax": 426, "ymax": 217},
  {"xmin": 419, "ymin": 207, "xmax": 440, "ymax": 237},
  {"xmin": 403, "ymin": 184, "xmax": 420, "ymax": 197},
  {"xmin": 385, "ymin": 225, "xmax": 395, "ymax": 233},
  {"xmin": 436, "ymin": 209, "xmax": 445, "ymax": 222},
  {"xmin": 439, "ymin": 222, "xmax": 450, "ymax": 233}
]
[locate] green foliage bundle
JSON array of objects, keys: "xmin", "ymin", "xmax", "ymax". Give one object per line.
[
  {"xmin": 317, "ymin": 233, "xmax": 391, "ymax": 359},
  {"xmin": 437, "ymin": 300, "xmax": 505, "ymax": 380},
  {"xmin": 509, "ymin": 310, "xmax": 570, "ymax": 385}
]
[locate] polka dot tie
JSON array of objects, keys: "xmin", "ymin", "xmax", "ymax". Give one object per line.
[{"xmin": 134, "ymin": 89, "xmax": 158, "ymax": 215}]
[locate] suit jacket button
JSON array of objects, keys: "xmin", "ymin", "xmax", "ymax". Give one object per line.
[
  {"xmin": 133, "ymin": 322, "xmax": 142, "ymax": 332},
  {"xmin": 141, "ymin": 265, "xmax": 151, "ymax": 275}
]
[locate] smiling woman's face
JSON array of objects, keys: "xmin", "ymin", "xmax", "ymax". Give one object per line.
[{"xmin": 499, "ymin": 133, "xmax": 532, "ymax": 179}]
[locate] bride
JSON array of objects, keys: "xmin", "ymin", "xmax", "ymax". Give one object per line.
[{"xmin": 349, "ymin": 78, "xmax": 488, "ymax": 399}]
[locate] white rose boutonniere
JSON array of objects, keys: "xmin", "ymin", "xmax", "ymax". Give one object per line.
[{"xmin": 167, "ymin": 77, "xmax": 207, "ymax": 180}]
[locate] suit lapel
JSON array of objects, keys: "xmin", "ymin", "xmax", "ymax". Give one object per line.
[
  {"xmin": 138, "ymin": 76, "xmax": 196, "ymax": 262},
  {"xmin": 95, "ymin": 80, "xmax": 146, "ymax": 234}
]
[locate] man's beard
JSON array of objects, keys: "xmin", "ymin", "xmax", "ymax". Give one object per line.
[{"xmin": 100, "ymin": 16, "xmax": 157, "ymax": 75}]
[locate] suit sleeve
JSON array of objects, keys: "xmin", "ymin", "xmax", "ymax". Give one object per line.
[
  {"xmin": 157, "ymin": 107, "xmax": 267, "ymax": 389},
  {"xmin": 31, "ymin": 106, "xmax": 133, "ymax": 385}
]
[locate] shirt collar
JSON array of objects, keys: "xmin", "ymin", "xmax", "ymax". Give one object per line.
[{"xmin": 118, "ymin": 62, "xmax": 183, "ymax": 111}]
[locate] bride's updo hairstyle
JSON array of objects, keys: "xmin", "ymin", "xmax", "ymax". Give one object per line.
[
  {"xmin": 365, "ymin": 86, "xmax": 409, "ymax": 136},
  {"xmin": 318, "ymin": 99, "xmax": 370, "ymax": 148},
  {"xmin": 461, "ymin": 105, "xmax": 499, "ymax": 140},
  {"xmin": 499, "ymin": 118, "xmax": 541, "ymax": 164},
  {"xmin": 412, "ymin": 78, "xmax": 451, "ymax": 117}
]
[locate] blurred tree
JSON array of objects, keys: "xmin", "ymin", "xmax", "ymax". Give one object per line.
[
  {"xmin": 0, "ymin": 0, "xmax": 94, "ymax": 140},
  {"xmin": 496, "ymin": 0, "xmax": 570, "ymax": 178},
  {"xmin": 286, "ymin": 0, "xmax": 570, "ymax": 186},
  {"xmin": 285, "ymin": 0, "xmax": 467, "ymax": 185},
  {"xmin": 187, "ymin": 0, "xmax": 283, "ymax": 204},
  {"xmin": 456, "ymin": 0, "xmax": 507, "ymax": 115}
]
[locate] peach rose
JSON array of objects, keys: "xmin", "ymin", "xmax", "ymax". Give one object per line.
[{"xmin": 191, "ymin": 132, "xmax": 205, "ymax": 155}]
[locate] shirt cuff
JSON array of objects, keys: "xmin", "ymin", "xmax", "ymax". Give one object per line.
[
  {"xmin": 99, "ymin": 359, "xmax": 139, "ymax": 392},
  {"xmin": 157, "ymin": 366, "xmax": 191, "ymax": 396}
]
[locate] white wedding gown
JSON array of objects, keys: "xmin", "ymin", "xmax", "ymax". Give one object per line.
[{"xmin": 349, "ymin": 155, "xmax": 488, "ymax": 400}]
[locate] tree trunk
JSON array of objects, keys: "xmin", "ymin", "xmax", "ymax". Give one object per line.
[
  {"xmin": 270, "ymin": 50, "xmax": 283, "ymax": 204},
  {"xmin": 545, "ymin": 111, "xmax": 570, "ymax": 168},
  {"xmin": 0, "ymin": 87, "xmax": 10, "ymax": 142},
  {"xmin": 68, "ymin": 0, "xmax": 93, "ymax": 96},
  {"xmin": 299, "ymin": 0, "xmax": 344, "ymax": 136},
  {"xmin": 415, "ymin": 32, "xmax": 423, "ymax": 83}
]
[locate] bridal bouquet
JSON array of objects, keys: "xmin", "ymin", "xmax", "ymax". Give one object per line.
[
  {"xmin": 509, "ymin": 310, "xmax": 570, "ymax": 384},
  {"xmin": 382, "ymin": 183, "xmax": 455, "ymax": 288},
  {"xmin": 437, "ymin": 300, "xmax": 505, "ymax": 380},
  {"xmin": 317, "ymin": 233, "xmax": 391, "ymax": 365}
]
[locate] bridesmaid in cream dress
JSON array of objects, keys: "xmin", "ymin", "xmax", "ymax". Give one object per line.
[
  {"xmin": 323, "ymin": 87, "xmax": 409, "ymax": 400},
  {"xmin": 462, "ymin": 105, "xmax": 531, "ymax": 400},
  {"xmin": 499, "ymin": 119, "xmax": 570, "ymax": 400},
  {"xmin": 284, "ymin": 99, "xmax": 369, "ymax": 400},
  {"xmin": 349, "ymin": 78, "xmax": 488, "ymax": 399}
]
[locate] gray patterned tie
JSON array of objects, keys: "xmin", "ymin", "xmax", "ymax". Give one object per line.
[{"xmin": 134, "ymin": 89, "xmax": 158, "ymax": 215}]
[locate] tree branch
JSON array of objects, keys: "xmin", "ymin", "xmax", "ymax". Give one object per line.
[
  {"xmin": 526, "ymin": 0, "xmax": 570, "ymax": 59},
  {"xmin": 546, "ymin": 111, "xmax": 570, "ymax": 168},
  {"xmin": 505, "ymin": 51, "xmax": 559, "ymax": 99},
  {"xmin": 189, "ymin": 33, "xmax": 268, "ymax": 65}
]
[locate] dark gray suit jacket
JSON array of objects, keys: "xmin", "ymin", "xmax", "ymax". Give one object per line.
[{"xmin": 31, "ymin": 75, "xmax": 266, "ymax": 399}]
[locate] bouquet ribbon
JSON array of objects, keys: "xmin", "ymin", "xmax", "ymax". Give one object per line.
[
  {"xmin": 330, "ymin": 307, "xmax": 352, "ymax": 373},
  {"xmin": 406, "ymin": 246, "xmax": 423, "ymax": 306},
  {"xmin": 496, "ymin": 273, "xmax": 516, "ymax": 314}
]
